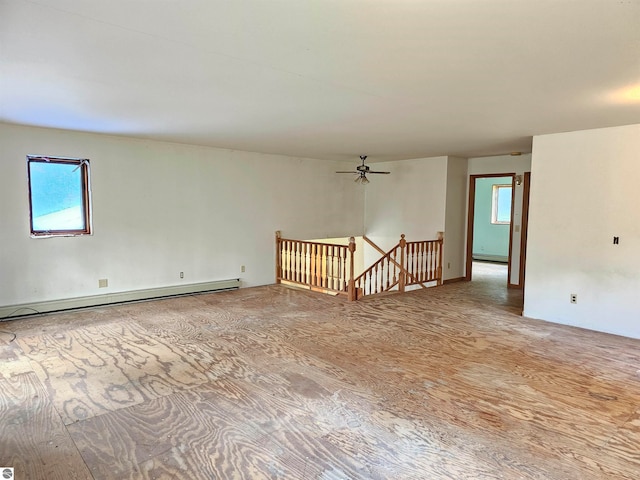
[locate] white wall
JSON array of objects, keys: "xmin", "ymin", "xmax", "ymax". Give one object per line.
[
  {"xmin": 524, "ymin": 124, "xmax": 640, "ymax": 339},
  {"xmin": 468, "ymin": 154, "xmax": 532, "ymax": 285},
  {"xmin": 444, "ymin": 157, "xmax": 468, "ymax": 280},
  {"xmin": 363, "ymin": 156, "xmax": 448, "ymax": 267},
  {"xmin": 0, "ymin": 123, "xmax": 364, "ymax": 306}
]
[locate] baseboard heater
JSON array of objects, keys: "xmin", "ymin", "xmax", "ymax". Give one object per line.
[
  {"xmin": 472, "ymin": 254, "xmax": 508, "ymax": 263},
  {"xmin": 0, "ymin": 278, "xmax": 241, "ymax": 320}
]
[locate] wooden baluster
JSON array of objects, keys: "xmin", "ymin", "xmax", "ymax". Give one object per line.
[
  {"xmin": 299, "ymin": 242, "xmax": 303, "ymax": 283},
  {"xmin": 283, "ymin": 240, "xmax": 288, "ymax": 281},
  {"xmin": 424, "ymin": 242, "xmax": 430, "ymax": 281},
  {"xmin": 407, "ymin": 241, "xmax": 413, "ymax": 287},
  {"xmin": 336, "ymin": 247, "xmax": 340, "ymax": 290},
  {"xmin": 292, "ymin": 241, "xmax": 297, "ymax": 282},
  {"xmin": 284, "ymin": 240, "xmax": 288, "ymax": 281},
  {"xmin": 417, "ymin": 242, "xmax": 421, "ymax": 282},
  {"xmin": 407, "ymin": 242, "xmax": 413, "ymax": 285},
  {"xmin": 422, "ymin": 242, "xmax": 426, "ymax": 281},
  {"xmin": 336, "ymin": 247, "xmax": 340, "ymax": 291},
  {"xmin": 318, "ymin": 244, "xmax": 322, "ymax": 288},
  {"xmin": 321, "ymin": 244, "xmax": 327, "ymax": 288},
  {"xmin": 432, "ymin": 241, "xmax": 437, "ymax": 281},
  {"xmin": 420, "ymin": 242, "xmax": 430, "ymax": 283},
  {"xmin": 298, "ymin": 242, "xmax": 302, "ymax": 283},
  {"xmin": 411, "ymin": 242, "xmax": 420, "ymax": 283},
  {"xmin": 420, "ymin": 242, "xmax": 426, "ymax": 282},
  {"xmin": 288, "ymin": 241, "xmax": 293, "ymax": 282},
  {"xmin": 386, "ymin": 256, "xmax": 391, "ymax": 291},
  {"xmin": 423, "ymin": 242, "xmax": 429, "ymax": 281},
  {"xmin": 341, "ymin": 246, "xmax": 347, "ymax": 291},
  {"xmin": 308, "ymin": 243, "xmax": 314, "ymax": 286},
  {"xmin": 385, "ymin": 254, "xmax": 391, "ymax": 290},
  {"xmin": 317, "ymin": 243, "xmax": 322, "ymax": 287},
  {"xmin": 300, "ymin": 242, "xmax": 307, "ymax": 283},
  {"xmin": 407, "ymin": 243, "xmax": 413, "ymax": 283},
  {"xmin": 330, "ymin": 245, "xmax": 334, "ymax": 290},
  {"xmin": 338, "ymin": 247, "xmax": 343, "ymax": 291},
  {"xmin": 328, "ymin": 245, "xmax": 334, "ymax": 290},
  {"xmin": 316, "ymin": 245, "xmax": 324, "ymax": 287},
  {"xmin": 392, "ymin": 248, "xmax": 397, "ymax": 285},
  {"xmin": 290, "ymin": 241, "xmax": 294, "ymax": 282},
  {"xmin": 431, "ymin": 241, "xmax": 436, "ymax": 281},
  {"xmin": 328, "ymin": 245, "xmax": 332, "ymax": 289}
]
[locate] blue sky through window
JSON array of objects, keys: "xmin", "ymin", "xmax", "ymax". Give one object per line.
[
  {"xmin": 29, "ymin": 159, "xmax": 87, "ymax": 232},
  {"xmin": 495, "ymin": 186, "xmax": 512, "ymax": 223}
]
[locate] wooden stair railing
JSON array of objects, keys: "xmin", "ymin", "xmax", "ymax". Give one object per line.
[
  {"xmin": 352, "ymin": 242, "xmax": 401, "ymax": 297},
  {"xmin": 352, "ymin": 233, "xmax": 444, "ymax": 299},
  {"xmin": 275, "ymin": 231, "xmax": 357, "ymax": 300},
  {"xmin": 275, "ymin": 231, "xmax": 443, "ymax": 301},
  {"xmin": 405, "ymin": 237, "xmax": 444, "ymax": 287}
]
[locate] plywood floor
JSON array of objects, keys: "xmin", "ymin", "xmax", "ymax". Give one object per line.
[{"xmin": 1, "ymin": 267, "xmax": 640, "ymax": 479}]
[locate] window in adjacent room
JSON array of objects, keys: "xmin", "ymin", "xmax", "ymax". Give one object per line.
[
  {"xmin": 27, "ymin": 155, "xmax": 92, "ymax": 237},
  {"xmin": 491, "ymin": 184, "xmax": 512, "ymax": 224}
]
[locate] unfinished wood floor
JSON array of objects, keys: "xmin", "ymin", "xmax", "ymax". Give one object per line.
[{"xmin": 1, "ymin": 269, "xmax": 640, "ymax": 479}]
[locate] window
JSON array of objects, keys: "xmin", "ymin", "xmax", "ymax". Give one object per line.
[
  {"xmin": 491, "ymin": 184, "xmax": 512, "ymax": 224},
  {"xmin": 27, "ymin": 155, "xmax": 92, "ymax": 237}
]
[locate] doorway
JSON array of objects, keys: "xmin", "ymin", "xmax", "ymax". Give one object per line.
[{"xmin": 465, "ymin": 172, "xmax": 531, "ymax": 289}]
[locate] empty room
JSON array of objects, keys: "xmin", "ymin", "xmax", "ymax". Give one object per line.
[{"xmin": 1, "ymin": 1, "xmax": 640, "ymax": 479}]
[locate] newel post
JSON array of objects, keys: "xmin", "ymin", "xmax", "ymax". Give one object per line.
[
  {"xmin": 347, "ymin": 236, "xmax": 357, "ymax": 301},
  {"xmin": 437, "ymin": 231, "xmax": 444, "ymax": 286},
  {"xmin": 399, "ymin": 234, "xmax": 406, "ymax": 293},
  {"xmin": 275, "ymin": 230, "xmax": 282, "ymax": 284}
]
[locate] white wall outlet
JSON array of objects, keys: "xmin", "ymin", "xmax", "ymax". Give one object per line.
[
  {"xmin": 98, "ymin": 279, "xmax": 108, "ymax": 288},
  {"xmin": 241, "ymin": 265, "xmax": 246, "ymax": 273},
  {"xmin": 570, "ymin": 293, "xmax": 577, "ymax": 304},
  {"xmin": 179, "ymin": 272, "xmax": 184, "ymax": 279}
]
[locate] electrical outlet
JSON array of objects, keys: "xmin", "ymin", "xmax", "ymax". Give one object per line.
[
  {"xmin": 570, "ymin": 294, "xmax": 577, "ymax": 304},
  {"xmin": 241, "ymin": 265, "xmax": 246, "ymax": 273},
  {"xmin": 98, "ymin": 279, "xmax": 108, "ymax": 288},
  {"xmin": 179, "ymin": 272, "xmax": 184, "ymax": 279},
  {"xmin": 447, "ymin": 262, "xmax": 451, "ymax": 269}
]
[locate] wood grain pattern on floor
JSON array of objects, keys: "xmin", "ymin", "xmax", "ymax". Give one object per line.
[{"xmin": 1, "ymin": 264, "xmax": 639, "ymax": 479}]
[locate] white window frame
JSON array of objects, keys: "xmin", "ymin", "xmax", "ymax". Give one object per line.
[{"xmin": 491, "ymin": 184, "xmax": 512, "ymax": 225}]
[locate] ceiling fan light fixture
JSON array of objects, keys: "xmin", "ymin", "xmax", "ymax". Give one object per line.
[{"xmin": 337, "ymin": 155, "xmax": 389, "ymax": 184}]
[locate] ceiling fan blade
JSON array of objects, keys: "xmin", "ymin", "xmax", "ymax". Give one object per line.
[
  {"xmin": 336, "ymin": 171, "xmax": 359, "ymax": 174},
  {"xmin": 368, "ymin": 171, "xmax": 390, "ymax": 174}
]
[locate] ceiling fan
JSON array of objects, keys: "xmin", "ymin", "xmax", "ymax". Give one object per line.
[{"xmin": 336, "ymin": 155, "xmax": 390, "ymax": 184}]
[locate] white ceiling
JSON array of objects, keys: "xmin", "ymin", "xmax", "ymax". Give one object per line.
[{"xmin": 1, "ymin": 0, "xmax": 639, "ymax": 161}]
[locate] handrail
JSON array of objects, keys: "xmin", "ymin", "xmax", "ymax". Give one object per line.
[{"xmin": 276, "ymin": 231, "xmax": 443, "ymax": 301}]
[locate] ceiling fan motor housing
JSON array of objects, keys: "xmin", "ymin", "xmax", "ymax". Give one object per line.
[{"xmin": 356, "ymin": 164, "xmax": 370, "ymax": 172}]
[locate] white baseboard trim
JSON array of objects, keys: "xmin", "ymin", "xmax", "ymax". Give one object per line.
[{"xmin": 0, "ymin": 278, "xmax": 241, "ymax": 320}]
